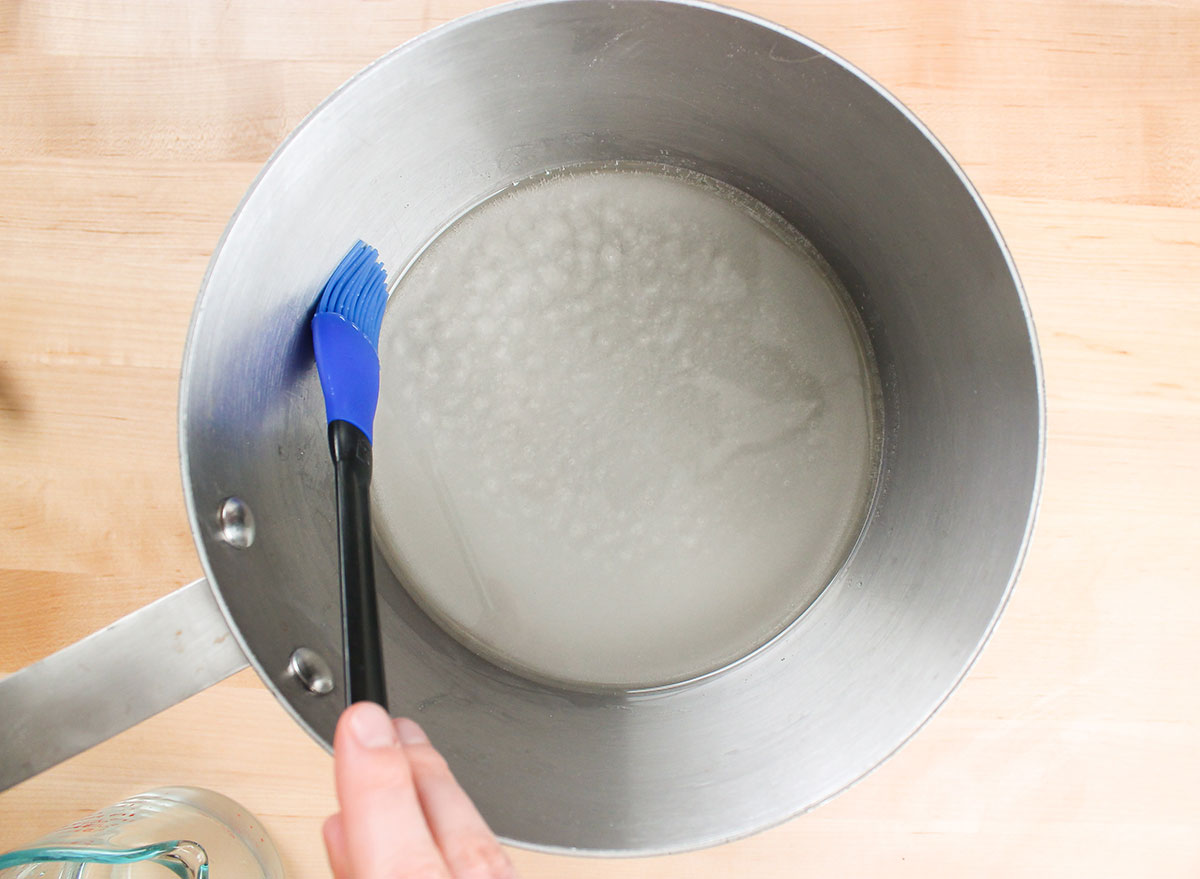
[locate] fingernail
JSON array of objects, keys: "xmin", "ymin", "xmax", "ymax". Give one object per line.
[
  {"xmin": 394, "ymin": 717, "xmax": 429, "ymax": 745},
  {"xmin": 348, "ymin": 702, "xmax": 397, "ymax": 749}
]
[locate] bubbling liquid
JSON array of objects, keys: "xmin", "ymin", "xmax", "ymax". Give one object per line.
[{"xmin": 372, "ymin": 165, "xmax": 879, "ymax": 690}]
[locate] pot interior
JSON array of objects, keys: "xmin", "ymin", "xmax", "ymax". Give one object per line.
[{"xmin": 371, "ymin": 161, "xmax": 884, "ymax": 693}]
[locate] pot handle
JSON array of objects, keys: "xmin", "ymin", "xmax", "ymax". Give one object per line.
[{"xmin": 0, "ymin": 579, "xmax": 248, "ymax": 792}]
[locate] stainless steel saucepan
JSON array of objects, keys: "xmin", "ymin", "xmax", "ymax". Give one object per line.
[{"xmin": 1, "ymin": 0, "xmax": 1043, "ymax": 855}]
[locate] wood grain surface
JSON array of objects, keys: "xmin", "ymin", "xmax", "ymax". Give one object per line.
[{"xmin": 2, "ymin": 1, "xmax": 1198, "ymax": 876}]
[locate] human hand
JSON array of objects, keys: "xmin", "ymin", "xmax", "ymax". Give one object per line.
[{"xmin": 324, "ymin": 702, "xmax": 516, "ymax": 878}]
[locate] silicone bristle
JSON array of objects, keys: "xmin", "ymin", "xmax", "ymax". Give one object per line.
[
  {"xmin": 319, "ymin": 243, "xmax": 365, "ymax": 314},
  {"xmin": 328, "ymin": 245, "xmax": 372, "ymax": 317},
  {"xmin": 316, "ymin": 240, "xmax": 390, "ymax": 350}
]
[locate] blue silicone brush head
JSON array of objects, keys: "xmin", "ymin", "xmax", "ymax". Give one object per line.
[
  {"xmin": 317, "ymin": 240, "xmax": 388, "ymax": 349},
  {"xmin": 312, "ymin": 241, "xmax": 390, "ymax": 441}
]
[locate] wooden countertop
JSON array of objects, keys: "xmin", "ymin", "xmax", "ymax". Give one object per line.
[{"xmin": 1, "ymin": 1, "xmax": 1197, "ymax": 876}]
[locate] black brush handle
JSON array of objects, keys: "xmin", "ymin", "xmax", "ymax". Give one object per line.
[{"xmin": 328, "ymin": 419, "xmax": 388, "ymax": 709}]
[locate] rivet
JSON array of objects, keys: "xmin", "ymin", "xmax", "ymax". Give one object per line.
[
  {"xmin": 217, "ymin": 497, "xmax": 255, "ymax": 548},
  {"xmin": 288, "ymin": 647, "xmax": 334, "ymax": 696}
]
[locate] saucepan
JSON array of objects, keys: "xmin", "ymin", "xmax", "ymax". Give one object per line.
[{"xmin": 1, "ymin": 0, "xmax": 1043, "ymax": 855}]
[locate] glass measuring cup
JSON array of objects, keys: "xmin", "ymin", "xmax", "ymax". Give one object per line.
[{"xmin": 0, "ymin": 786, "xmax": 283, "ymax": 878}]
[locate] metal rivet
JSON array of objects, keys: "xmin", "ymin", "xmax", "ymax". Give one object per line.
[
  {"xmin": 288, "ymin": 647, "xmax": 334, "ymax": 695},
  {"xmin": 217, "ymin": 497, "xmax": 254, "ymax": 548}
]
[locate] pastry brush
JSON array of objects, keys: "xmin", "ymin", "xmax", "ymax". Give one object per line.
[{"xmin": 312, "ymin": 240, "xmax": 390, "ymax": 709}]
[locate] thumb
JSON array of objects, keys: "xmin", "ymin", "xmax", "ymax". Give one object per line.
[{"xmin": 333, "ymin": 702, "xmax": 449, "ymax": 878}]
